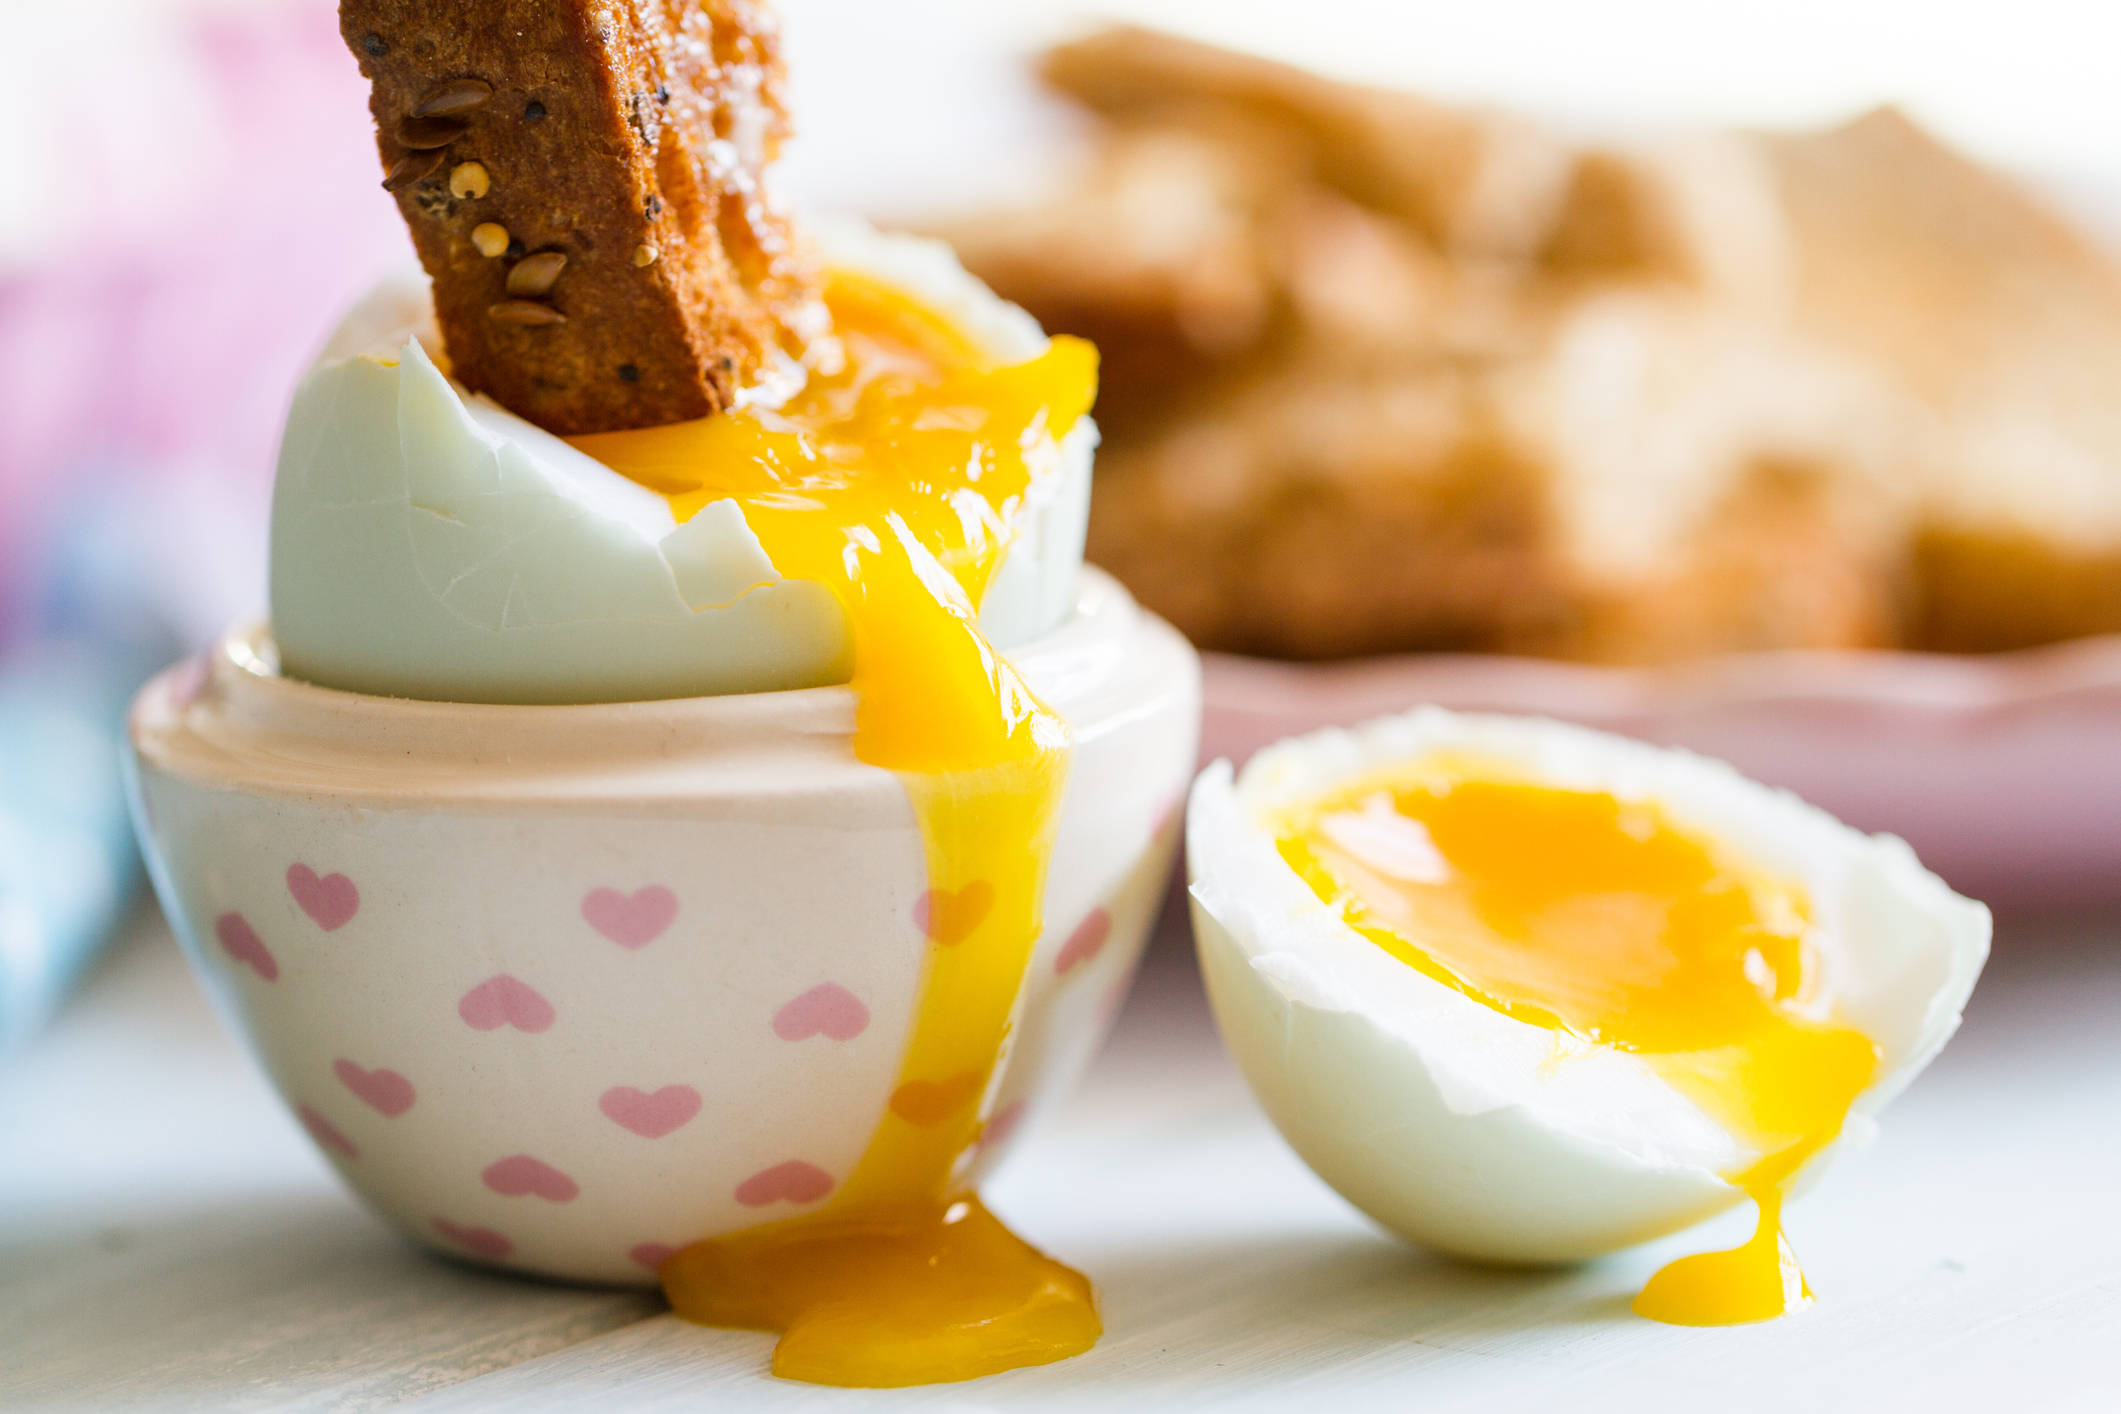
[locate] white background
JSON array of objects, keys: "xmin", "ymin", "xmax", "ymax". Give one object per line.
[{"xmin": 773, "ymin": 0, "xmax": 2121, "ymax": 230}]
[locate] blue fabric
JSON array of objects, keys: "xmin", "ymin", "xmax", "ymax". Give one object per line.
[
  {"xmin": 0, "ymin": 645, "xmax": 144, "ymax": 1052},
  {"xmin": 0, "ymin": 504, "xmax": 185, "ymax": 1054}
]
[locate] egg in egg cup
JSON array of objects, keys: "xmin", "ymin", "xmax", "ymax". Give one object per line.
[{"xmin": 130, "ymin": 7, "xmax": 1203, "ymax": 1375}]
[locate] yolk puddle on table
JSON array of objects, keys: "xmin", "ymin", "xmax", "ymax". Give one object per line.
[
  {"xmin": 570, "ymin": 273, "xmax": 1100, "ymax": 1386},
  {"xmin": 1272, "ymin": 763, "xmax": 1880, "ymax": 1327}
]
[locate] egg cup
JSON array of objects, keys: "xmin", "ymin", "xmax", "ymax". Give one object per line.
[{"xmin": 127, "ymin": 568, "xmax": 1198, "ymax": 1285}]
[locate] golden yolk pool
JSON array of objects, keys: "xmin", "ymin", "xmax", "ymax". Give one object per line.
[
  {"xmin": 1273, "ymin": 765, "xmax": 1879, "ymax": 1326},
  {"xmin": 570, "ymin": 274, "xmax": 1099, "ymax": 1386}
]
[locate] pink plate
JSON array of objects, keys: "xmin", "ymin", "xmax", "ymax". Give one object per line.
[{"xmin": 1200, "ymin": 637, "xmax": 2121, "ymax": 913}]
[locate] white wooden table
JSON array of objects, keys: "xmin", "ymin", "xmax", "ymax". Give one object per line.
[{"xmin": 5, "ymin": 892, "xmax": 2117, "ymax": 1412}]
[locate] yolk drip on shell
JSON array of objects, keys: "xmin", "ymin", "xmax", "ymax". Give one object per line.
[
  {"xmin": 1274, "ymin": 766, "xmax": 1879, "ymax": 1327},
  {"xmin": 571, "ymin": 275, "xmax": 1100, "ymax": 1386}
]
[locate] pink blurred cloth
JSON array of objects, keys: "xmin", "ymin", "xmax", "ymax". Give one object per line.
[
  {"xmin": 0, "ymin": 0, "xmax": 408, "ymax": 640},
  {"xmin": 1200, "ymin": 638, "xmax": 2121, "ymax": 913}
]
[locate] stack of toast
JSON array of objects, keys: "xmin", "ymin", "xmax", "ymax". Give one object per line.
[{"xmin": 948, "ymin": 27, "xmax": 2121, "ymax": 661}]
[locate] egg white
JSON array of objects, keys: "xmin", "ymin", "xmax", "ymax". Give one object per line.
[
  {"xmin": 1187, "ymin": 707, "xmax": 1989, "ymax": 1264},
  {"xmin": 269, "ymin": 220, "xmax": 1095, "ymax": 705}
]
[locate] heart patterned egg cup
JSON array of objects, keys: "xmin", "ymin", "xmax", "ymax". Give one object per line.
[{"xmin": 126, "ymin": 569, "xmax": 1199, "ymax": 1285}]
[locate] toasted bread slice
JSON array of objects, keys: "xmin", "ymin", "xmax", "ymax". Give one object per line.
[
  {"xmin": 1040, "ymin": 26, "xmax": 1570, "ymax": 259},
  {"xmin": 946, "ymin": 117, "xmax": 1554, "ymax": 440},
  {"xmin": 986, "ymin": 35, "xmax": 2121, "ymax": 662},
  {"xmin": 340, "ymin": 0, "xmax": 827, "ymax": 435},
  {"xmin": 1084, "ymin": 359, "xmax": 1571, "ymax": 660},
  {"xmin": 1085, "ymin": 287, "xmax": 1907, "ymax": 663},
  {"xmin": 1769, "ymin": 107, "xmax": 2121, "ymax": 649},
  {"xmin": 945, "ymin": 120, "xmax": 1290, "ymax": 439},
  {"xmin": 1912, "ymin": 531, "xmax": 2121, "ymax": 653},
  {"xmin": 1543, "ymin": 135, "xmax": 1792, "ymax": 314}
]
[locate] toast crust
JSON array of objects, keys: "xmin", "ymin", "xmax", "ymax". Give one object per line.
[{"xmin": 341, "ymin": 0, "xmax": 827, "ymax": 435}]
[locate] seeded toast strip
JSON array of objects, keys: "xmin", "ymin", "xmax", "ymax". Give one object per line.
[{"xmin": 340, "ymin": 0, "xmax": 825, "ymax": 435}]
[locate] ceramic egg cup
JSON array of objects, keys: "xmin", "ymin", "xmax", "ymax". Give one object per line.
[{"xmin": 128, "ymin": 569, "xmax": 1198, "ymax": 1286}]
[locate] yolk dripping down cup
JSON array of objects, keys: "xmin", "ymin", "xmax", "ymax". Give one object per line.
[{"xmin": 575, "ymin": 278, "xmax": 1108, "ymax": 1383}]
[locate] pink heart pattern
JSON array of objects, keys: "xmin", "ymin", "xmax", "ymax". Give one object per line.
[
  {"xmin": 772, "ymin": 983, "xmax": 870, "ymax": 1042},
  {"xmin": 334, "ymin": 1059, "xmax": 415, "ymax": 1118},
  {"xmin": 735, "ymin": 1160, "xmax": 834, "ymax": 1207},
  {"xmin": 215, "ymin": 912, "xmax": 278, "ymax": 981},
  {"xmin": 581, "ymin": 885, "xmax": 677, "ymax": 948},
  {"xmin": 630, "ymin": 1242, "xmax": 678, "ymax": 1271},
  {"xmin": 458, "ymin": 975, "xmax": 555, "ymax": 1033},
  {"xmin": 1056, "ymin": 907, "xmax": 1111, "ymax": 976},
  {"xmin": 599, "ymin": 1085, "xmax": 702, "ymax": 1139},
  {"xmin": 913, "ymin": 881, "xmax": 993, "ymax": 946},
  {"xmin": 482, "ymin": 1154, "xmax": 579, "ymax": 1202},
  {"xmin": 296, "ymin": 1103, "xmax": 358, "ymax": 1160},
  {"xmin": 890, "ymin": 1072, "xmax": 982, "ymax": 1128},
  {"xmin": 433, "ymin": 1218, "xmax": 513, "ymax": 1260},
  {"xmin": 287, "ymin": 864, "xmax": 359, "ymax": 932}
]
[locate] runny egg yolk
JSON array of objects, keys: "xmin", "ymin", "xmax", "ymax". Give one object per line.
[
  {"xmin": 1273, "ymin": 763, "xmax": 1880, "ymax": 1326},
  {"xmin": 569, "ymin": 274, "xmax": 1100, "ymax": 1386}
]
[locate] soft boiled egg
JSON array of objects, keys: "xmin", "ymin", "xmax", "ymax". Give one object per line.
[
  {"xmin": 1187, "ymin": 707, "xmax": 1988, "ymax": 1324},
  {"xmin": 269, "ymin": 219, "xmax": 1093, "ymax": 705},
  {"xmin": 266, "ymin": 211, "xmax": 1113, "ymax": 1386}
]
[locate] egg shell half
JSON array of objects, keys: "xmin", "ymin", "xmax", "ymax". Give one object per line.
[
  {"xmin": 1187, "ymin": 706, "xmax": 1990, "ymax": 1264},
  {"xmin": 269, "ymin": 219, "xmax": 1093, "ymax": 705}
]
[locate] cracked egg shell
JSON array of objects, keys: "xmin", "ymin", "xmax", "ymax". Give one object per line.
[
  {"xmin": 1186, "ymin": 706, "xmax": 1989, "ymax": 1264},
  {"xmin": 269, "ymin": 220, "xmax": 1094, "ymax": 705}
]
